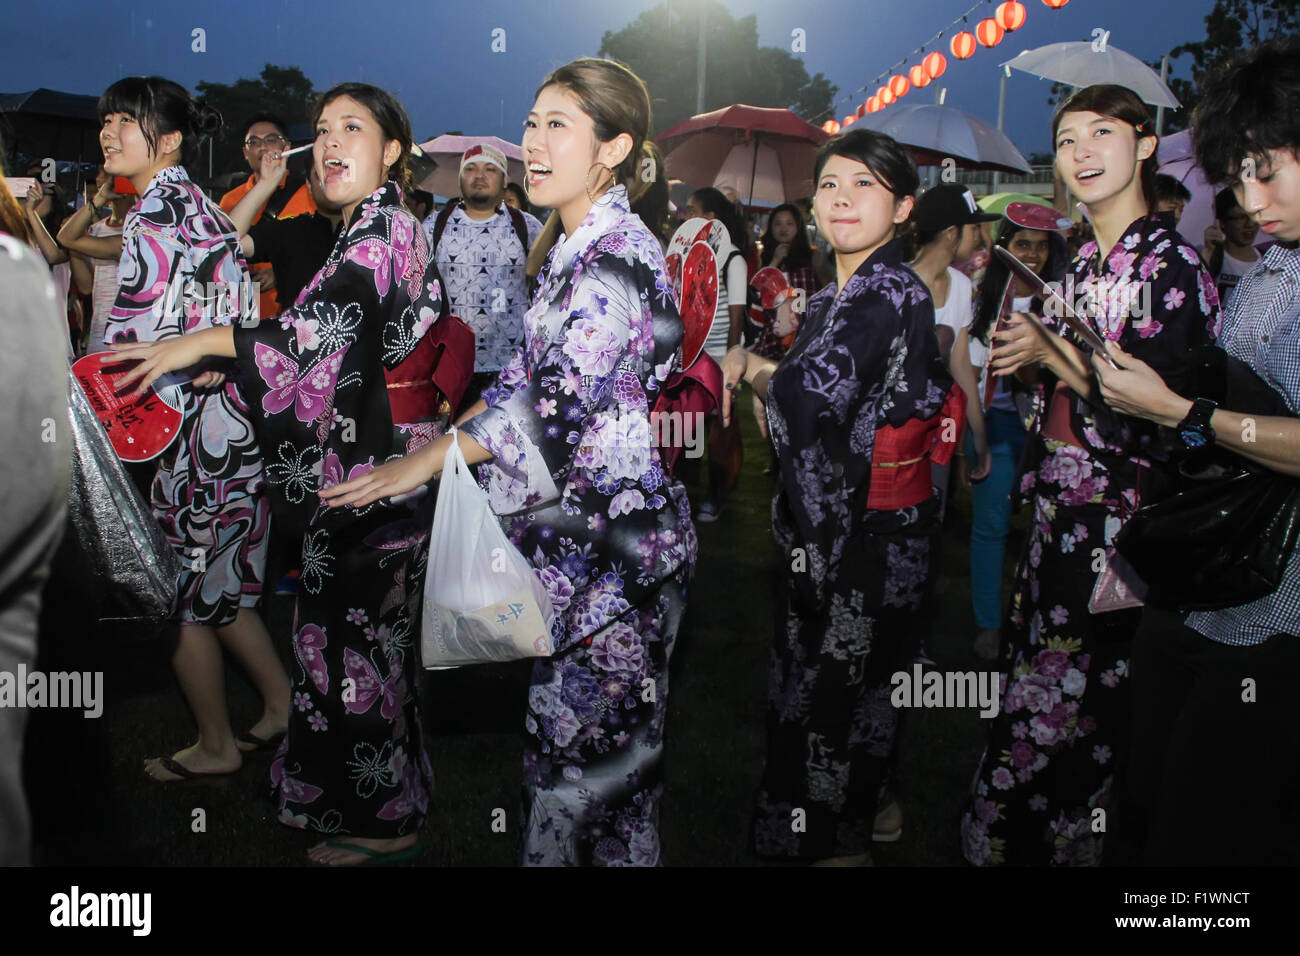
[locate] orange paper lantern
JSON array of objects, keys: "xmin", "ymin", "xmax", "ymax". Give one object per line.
[
  {"xmin": 844, "ymin": 114, "xmax": 857, "ymax": 126},
  {"xmin": 924, "ymin": 51, "xmax": 947, "ymax": 79},
  {"xmin": 996, "ymin": 1, "xmax": 1027, "ymax": 31},
  {"xmin": 881, "ymin": 87, "xmax": 896, "ymax": 106},
  {"xmin": 889, "ymin": 74, "xmax": 910, "ymax": 98},
  {"xmin": 910, "ymin": 64, "xmax": 931, "ymax": 88},
  {"xmin": 950, "ymin": 31, "xmax": 976, "ymax": 59},
  {"xmin": 1042, "ymin": 0, "xmax": 1070, "ymax": 7},
  {"xmin": 867, "ymin": 96, "xmax": 881, "ymax": 113},
  {"xmin": 976, "ymin": 18, "xmax": 1004, "ymax": 47},
  {"xmin": 823, "ymin": 120, "xmax": 841, "ymax": 134}
]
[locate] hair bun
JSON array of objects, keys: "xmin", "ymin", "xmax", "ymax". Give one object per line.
[{"xmin": 192, "ymin": 101, "xmax": 224, "ymax": 138}]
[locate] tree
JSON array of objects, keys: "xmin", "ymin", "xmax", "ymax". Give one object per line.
[
  {"xmin": 1047, "ymin": 1, "xmax": 1298, "ymax": 132},
  {"xmin": 599, "ymin": 1, "xmax": 836, "ymax": 132},
  {"xmin": 195, "ymin": 64, "xmax": 317, "ymax": 181}
]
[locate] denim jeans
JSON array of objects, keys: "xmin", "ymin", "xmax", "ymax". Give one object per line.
[{"xmin": 967, "ymin": 408, "xmax": 1027, "ymax": 630}]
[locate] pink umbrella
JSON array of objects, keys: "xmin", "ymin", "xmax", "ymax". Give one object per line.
[
  {"xmin": 1158, "ymin": 129, "xmax": 1216, "ymax": 252},
  {"xmin": 658, "ymin": 105, "xmax": 830, "ymax": 206},
  {"xmin": 415, "ymin": 134, "xmax": 525, "ymax": 199}
]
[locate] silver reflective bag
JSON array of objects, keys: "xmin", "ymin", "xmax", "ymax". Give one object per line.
[{"xmin": 66, "ymin": 374, "xmax": 180, "ymax": 621}]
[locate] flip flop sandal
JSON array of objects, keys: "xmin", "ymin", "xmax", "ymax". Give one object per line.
[
  {"xmin": 147, "ymin": 756, "xmax": 236, "ymax": 783},
  {"xmin": 237, "ymin": 730, "xmax": 286, "ymax": 752},
  {"xmin": 310, "ymin": 840, "xmax": 421, "ymax": 867}
]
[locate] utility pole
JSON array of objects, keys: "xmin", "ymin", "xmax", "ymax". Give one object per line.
[
  {"xmin": 696, "ymin": 4, "xmax": 707, "ymax": 114},
  {"xmin": 992, "ymin": 66, "xmax": 1008, "ymax": 193}
]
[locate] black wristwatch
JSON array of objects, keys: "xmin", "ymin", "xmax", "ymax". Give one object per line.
[{"xmin": 1177, "ymin": 397, "xmax": 1217, "ymax": 449}]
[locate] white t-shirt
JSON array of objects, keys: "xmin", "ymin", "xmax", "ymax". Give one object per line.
[
  {"xmin": 1216, "ymin": 249, "xmax": 1258, "ymax": 308},
  {"xmin": 702, "ymin": 251, "xmax": 748, "ymax": 361},
  {"xmin": 967, "ymin": 294, "xmax": 1032, "ymax": 413},
  {"xmin": 933, "ymin": 266, "xmax": 973, "ymax": 339},
  {"xmin": 86, "ymin": 219, "xmax": 124, "ymax": 354}
]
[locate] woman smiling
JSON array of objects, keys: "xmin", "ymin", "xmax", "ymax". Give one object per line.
[
  {"xmin": 724, "ymin": 129, "xmax": 960, "ymax": 864},
  {"xmin": 322, "ymin": 58, "xmax": 695, "ymax": 867}
]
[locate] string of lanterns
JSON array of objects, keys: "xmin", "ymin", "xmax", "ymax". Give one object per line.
[{"xmin": 821, "ymin": 0, "xmax": 1071, "ymax": 135}]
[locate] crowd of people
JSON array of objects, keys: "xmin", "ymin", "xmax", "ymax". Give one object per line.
[{"xmin": 1, "ymin": 34, "xmax": 1297, "ymax": 868}]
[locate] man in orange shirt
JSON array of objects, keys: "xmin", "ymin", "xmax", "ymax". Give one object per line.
[{"xmin": 219, "ymin": 112, "xmax": 315, "ymax": 318}]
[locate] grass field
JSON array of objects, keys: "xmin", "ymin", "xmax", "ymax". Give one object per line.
[{"xmin": 26, "ymin": 417, "xmax": 1023, "ymax": 866}]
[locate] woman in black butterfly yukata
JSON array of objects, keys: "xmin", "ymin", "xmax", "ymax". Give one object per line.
[
  {"xmin": 109, "ymin": 83, "xmax": 446, "ymax": 865},
  {"xmin": 723, "ymin": 129, "xmax": 962, "ymax": 864}
]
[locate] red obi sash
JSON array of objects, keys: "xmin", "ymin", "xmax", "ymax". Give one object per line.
[
  {"xmin": 1042, "ymin": 380, "xmax": 1084, "ymax": 447},
  {"xmin": 384, "ymin": 314, "xmax": 475, "ymax": 425},
  {"xmin": 867, "ymin": 382, "xmax": 966, "ymax": 510}
]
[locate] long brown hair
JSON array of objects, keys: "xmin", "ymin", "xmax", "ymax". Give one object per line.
[
  {"xmin": 0, "ymin": 140, "xmax": 32, "ymax": 245},
  {"xmin": 526, "ymin": 57, "xmax": 657, "ymax": 278},
  {"xmin": 1052, "ymin": 84, "xmax": 1159, "ymax": 210}
]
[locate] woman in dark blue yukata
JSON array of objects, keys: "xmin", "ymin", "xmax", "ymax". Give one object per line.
[{"xmin": 723, "ymin": 129, "xmax": 961, "ymax": 865}]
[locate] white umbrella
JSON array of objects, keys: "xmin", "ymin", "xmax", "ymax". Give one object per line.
[
  {"xmin": 414, "ymin": 134, "xmax": 525, "ymax": 199},
  {"xmin": 854, "ymin": 104, "xmax": 1032, "ymax": 175},
  {"xmin": 1001, "ymin": 41, "xmax": 1180, "ymax": 109}
]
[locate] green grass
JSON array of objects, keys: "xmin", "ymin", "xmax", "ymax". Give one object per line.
[{"xmin": 27, "ymin": 417, "xmax": 1022, "ymax": 866}]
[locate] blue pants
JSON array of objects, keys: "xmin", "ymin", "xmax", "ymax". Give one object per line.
[{"xmin": 967, "ymin": 408, "xmax": 1027, "ymax": 630}]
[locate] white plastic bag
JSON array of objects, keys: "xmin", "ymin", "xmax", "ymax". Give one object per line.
[{"xmin": 421, "ymin": 426, "xmax": 556, "ymax": 667}]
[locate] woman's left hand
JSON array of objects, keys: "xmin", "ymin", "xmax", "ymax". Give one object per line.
[
  {"xmin": 103, "ymin": 335, "xmax": 208, "ymax": 398},
  {"xmin": 1091, "ymin": 340, "xmax": 1189, "ymax": 426},
  {"xmin": 990, "ymin": 313, "xmax": 1055, "ymax": 377},
  {"xmin": 319, "ymin": 445, "xmax": 440, "ymax": 509}
]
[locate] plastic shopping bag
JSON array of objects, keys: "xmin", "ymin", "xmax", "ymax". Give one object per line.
[{"xmin": 420, "ymin": 426, "xmax": 556, "ymax": 667}]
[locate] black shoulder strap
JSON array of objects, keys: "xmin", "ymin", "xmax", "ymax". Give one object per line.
[
  {"xmin": 431, "ymin": 201, "xmax": 461, "ymax": 255},
  {"xmin": 262, "ymin": 172, "xmax": 305, "ymax": 221}
]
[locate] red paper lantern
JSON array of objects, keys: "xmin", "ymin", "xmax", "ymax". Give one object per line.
[
  {"xmin": 910, "ymin": 64, "xmax": 931, "ymax": 88},
  {"xmin": 924, "ymin": 51, "xmax": 947, "ymax": 80},
  {"xmin": 889, "ymin": 74, "xmax": 910, "ymax": 98},
  {"xmin": 876, "ymin": 85, "xmax": 889, "ymax": 104},
  {"xmin": 950, "ymin": 31, "xmax": 976, "ymax": 59},
  {"xmin": 867, "ymin": 96, "xmax": 881, "ymax": 113},
  {"xmin": 996, "ymin": 1, "xmax": 1027, "ymax": 31},
  {"xmin": 881, "ymin": 87, "xmax": 896, "ymax": 106},
  {"xmin": 823, "ymin": 119, "xmax": 841, "ymax": 134},
  {"xmin": 1042, "ymin": 0, "xmax": 1070, "ymax": 8},
  {"xmin": 976, "ymin": 18, "xmax": 1005, "ymax": 47},
  {"xmin": 844, "ymin": 114, "xmax": 857, "ymax": 127}
]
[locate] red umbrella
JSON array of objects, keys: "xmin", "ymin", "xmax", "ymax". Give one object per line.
[{"xmin": 657, "ymin": 104, "xmax": 830, "ymax": 206}]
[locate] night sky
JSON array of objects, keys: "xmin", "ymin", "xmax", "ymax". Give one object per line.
[{"xmin": 1, "ymin": 0, "xmax": 1218, "ymax": 158}]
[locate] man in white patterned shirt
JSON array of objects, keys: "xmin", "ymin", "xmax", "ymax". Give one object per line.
[
  {"xmin": 423, "ymin": 143, "xmax": 542, "ymax": 411},
  {"xmin": 1091, "ymin": 38, "xmax": 1300, "ymax": 866}
]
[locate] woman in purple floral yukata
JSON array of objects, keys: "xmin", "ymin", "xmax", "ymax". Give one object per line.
[
  {"xmin": 961, "ymin": 85, "xmax": 1220, "ymax": 866},
  {"xmin": 323, "ymin": 58, "xmax": 695, "ymax": 866}
]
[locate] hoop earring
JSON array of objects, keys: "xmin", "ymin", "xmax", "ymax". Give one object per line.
[{"xmin": 585, "ymin": 163, "xmax": 615, "ymax": 206}]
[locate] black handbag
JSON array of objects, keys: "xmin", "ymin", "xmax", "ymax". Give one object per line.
[
  {"xmin": 1114, "ymin": 347, "xmax": 1299, "ymax": 612},
  {"xmin": 1115, "ymin": 469, "xmax": 1300, "ymax": 611}
]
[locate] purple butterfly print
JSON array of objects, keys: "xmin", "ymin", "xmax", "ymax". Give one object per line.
[
  {"xmin": 345, "ymin": 237, "xmax": 392, "ymax": 297},
  {"xmin": 271, "ymin": 753, "xmax": 324, "ymax": 811},
  {"xmin": 294, "ymin": 623, "xmax": 329, "ymax": 694},
  {"xmin": 343, "ymin": 647, "xmax": 402, "ymax": 720},
  {"xmin": 254, "ymin": 343, "xmax": 348, "ymax": 423}
]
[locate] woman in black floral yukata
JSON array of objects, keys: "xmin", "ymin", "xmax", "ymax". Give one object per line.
[
  {"xmin": 110, "ymin": 82, "xmax": 447, "ymax": 866},
  {"xmin": 961, "ymin": 85, "xmax": 1219, "ymax": 866},
  {"xmin": 723, "ymin": 129, "xmax": 962, "ymax": 865}
]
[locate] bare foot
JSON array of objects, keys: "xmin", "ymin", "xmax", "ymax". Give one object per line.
[
  {"xmin": 236, "ymin": 711, "xmax": 289, "ymax": 752},
  {"xmin": 307, "ymin": 834, "xmax": 419, "ymax": 866},
  {"xmin": 144, "ymin": 742, "xmax": 242, "ymax": 782},
  {"xmin": 873, "ymin": 801, "xmax": 903, "ymax": 842}
]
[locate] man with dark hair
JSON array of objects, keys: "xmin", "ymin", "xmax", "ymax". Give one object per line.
[
  {"xmin": 407, "ymin": 188, "xmax": 433, "ymax": 222},
  {"xmin": 1092, "ymin": 37, "xmax": 1300, "ymax": 866},
  {"xmin": 218, "ymin": 112, "xmax": 314, "ymax": 318},
  {"xmin": 1204, "ymin": 186, "xmax": 1263, "ymax": 304},
  {"xmin": 1154, "ymin": 173, "xmax": 1192, "ymax": 226}
]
